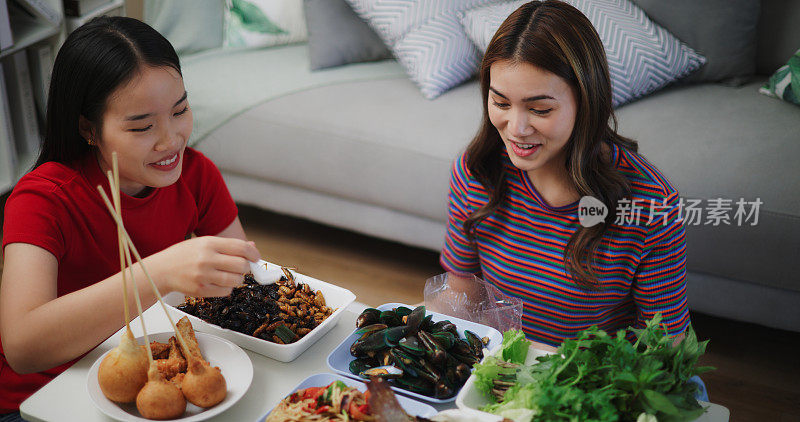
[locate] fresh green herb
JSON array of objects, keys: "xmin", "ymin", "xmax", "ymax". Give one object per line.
[{"xmin": 474, "ymin": 314, "xmax": 714, "ymax": 421}]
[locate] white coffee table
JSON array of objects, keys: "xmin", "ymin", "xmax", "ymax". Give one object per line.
[{"xmin": 19, "ymin": 302, "xmax": 729, "ymax": 421}]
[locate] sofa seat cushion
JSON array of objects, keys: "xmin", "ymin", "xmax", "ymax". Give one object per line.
[
  {"xmin": 616, "ymin": 81, "xmax": 800, "ymax": 292},
  {"xmin": 197, "ymin": 78, "xmax": 482, "ymax": 223}
]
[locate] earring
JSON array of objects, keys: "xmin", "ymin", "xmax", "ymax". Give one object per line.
[{"xmin": 86, "ymin": 138, "xmax": 94, "ymax": 146}]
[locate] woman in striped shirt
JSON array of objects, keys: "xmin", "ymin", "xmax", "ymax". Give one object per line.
[{"xmin": 441, "ymin": 1, "xmax": 691, "ymax": 348}]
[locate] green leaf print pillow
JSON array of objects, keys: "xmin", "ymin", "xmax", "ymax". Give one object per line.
[
  {"xmin": 759, "ymin": 49, "xmax": 800, "ymax": 106},
  {"xmin": 224, "ymin": 0, "xmax": 308, "ymax": 49}
]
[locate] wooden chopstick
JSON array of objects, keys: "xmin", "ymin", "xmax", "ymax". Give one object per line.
[
  {"xmin": 96, "ymin": 181, "xmax": 191, "ymax": 356},
  {"xmin": 108, "ymin": 155, "xmax": 131, "ymax": 334},
  {"xmin": 103, "ymin": 153, "xmax": 153, "ymax": 361}
]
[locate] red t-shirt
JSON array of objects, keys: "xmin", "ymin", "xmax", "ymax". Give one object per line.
[{"xmin": 0, "ymin": 147, "xmax": 238, "ymax": 412}]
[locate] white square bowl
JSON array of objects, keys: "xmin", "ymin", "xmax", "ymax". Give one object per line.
[{"xmin": 164, "ymin": 260, "xmax": 356, "ymax": 362}]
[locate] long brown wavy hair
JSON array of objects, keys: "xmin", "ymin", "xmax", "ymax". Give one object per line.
[{"xmin": 464, "ymin": 0, "xmax": 638, "ymax": 289}]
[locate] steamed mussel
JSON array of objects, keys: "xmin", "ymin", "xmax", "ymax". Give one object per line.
[{"xmin": 348, "ymin": 305, "xmax": 488, "ymax": 399}]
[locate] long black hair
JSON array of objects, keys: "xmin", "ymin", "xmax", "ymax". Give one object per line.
[{"xmin": 34, "ymin": 16, "xmax": 181, "ymax": 167}]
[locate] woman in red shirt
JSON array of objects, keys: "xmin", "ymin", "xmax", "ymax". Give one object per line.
[{"xmin": 0, "ymin": 17, "xmax": 261, "ymax": 415}]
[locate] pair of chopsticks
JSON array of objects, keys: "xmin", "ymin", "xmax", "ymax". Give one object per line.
[{"xmin": 98, "ymin": 152, "xmax": 190, "ymax": 362}]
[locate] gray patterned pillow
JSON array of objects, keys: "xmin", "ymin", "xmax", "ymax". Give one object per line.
[
  {"xmin": 632, "ymin": 0, "xmax": 760, "ymax": 85},
  {"xmin": 344, "ymin": 0, "xmax": 495, "ymax": 99},
  {"xmin": 462, "ymin": 0, "xmax": 706, "ymax": 107},
  {"xmin": 304, "ymin": 0, "xmax": 391, "ymax": 71},
  {"xmin": 462, "ymin": 1, "xmax": 522, "ymax": 54}
]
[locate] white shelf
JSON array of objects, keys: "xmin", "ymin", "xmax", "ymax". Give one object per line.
[
  {"xmin": 0, "ymin": 0, "xmax": 64, "ymax": 194},
  {"xmin": 0, "ymin": 15, "xmax": 61, "ymax": 60},
  {"xmin": 65, "ymin": 0, "xmax": 125, "ymax": 32}
]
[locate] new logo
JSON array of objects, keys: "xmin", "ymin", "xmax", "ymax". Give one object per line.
[{"xmin": 578, "ymin": 196, "xmax": 608, "ymax": 227}]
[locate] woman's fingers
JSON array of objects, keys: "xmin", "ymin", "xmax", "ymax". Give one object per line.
[
  {"xmin": 209, "ymin": 253, "xmax": 250, "ymax": 277},
  {"xmin": 210, "ymin": 269, "xmax": 247, "ymax": 288},
  {"xmin": 209, "ymin": 237, "xmax": 261, "ymax": 263}
]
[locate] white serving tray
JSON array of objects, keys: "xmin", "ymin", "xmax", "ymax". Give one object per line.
[
  {"xmin": 164, "ymin": 260, "xmax": 356, "ymax": 362},
  {"xmin": 455, "ymin": 344, "xmax": 730, "ymax": 422},
  {"xmin": 327, "ymin": 302, "xmax": 503, "ymax": 403},
  {"xmin": 255, "ymin": 373, "xmax": 437, "ymax": 422}
]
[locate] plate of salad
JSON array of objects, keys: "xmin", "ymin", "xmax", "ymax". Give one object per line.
[
  {"xmin": 456, "ymin": 314, "xmax": 729, "ymax": 422},
  {"xmin": 258, "ymin": 373, "xmax": 437, "ymax": 422}
]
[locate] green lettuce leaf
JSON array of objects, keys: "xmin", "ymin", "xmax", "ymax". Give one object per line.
[{"xmin": 501, "ymin": 329, "xmax": 530, "ymax": 364}]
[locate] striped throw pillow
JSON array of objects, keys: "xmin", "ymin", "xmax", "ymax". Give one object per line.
[
  {"xmin": 344, "ymin": 0, "xmax": 495, "ymax": 99},
  {"xmin": 462, "ymin": 0, "xmax": 706, "ymax": 107}
]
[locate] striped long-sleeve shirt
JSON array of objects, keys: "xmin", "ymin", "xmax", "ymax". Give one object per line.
[{"xmin": 440, "ymin": 142, "xmax": 691, "ymax": 346}]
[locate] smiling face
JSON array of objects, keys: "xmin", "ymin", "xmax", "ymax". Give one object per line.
[
  {"xmin": 488, "ymin": 60, "xmax": 578, "ymax": 180},
  {"xmin": 84, "ymin": 65, "xmax": 193, "ymax": 196}
]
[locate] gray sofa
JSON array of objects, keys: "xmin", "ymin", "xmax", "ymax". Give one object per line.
[{"xmin": 155, "ymin": 1, "xmax": 800, "ymax": 331}]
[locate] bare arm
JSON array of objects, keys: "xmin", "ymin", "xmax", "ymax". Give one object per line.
[
  {"xmin": 0, "ymin": 243, "xmax": 160, "ymax": 374},
  {"xmin": 214, "ymin": 216, "xmax": 247, "ymax": 240},
  {"xmin": 425, "ymin": 272, "xmax": 487, "ymax": 318},
  {"xmin": 0, "ymin": 235, "xmax": 259, "ymax": 374}
]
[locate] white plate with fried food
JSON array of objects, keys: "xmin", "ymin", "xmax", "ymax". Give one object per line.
[{"xmin": 87, "ymin": 330, "xmax": 252, "ymax": 421}]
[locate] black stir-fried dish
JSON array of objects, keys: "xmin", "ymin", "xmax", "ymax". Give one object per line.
[{"xmin": 177, "ymin": 274, "xmax": 333, "ymax": 344}]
